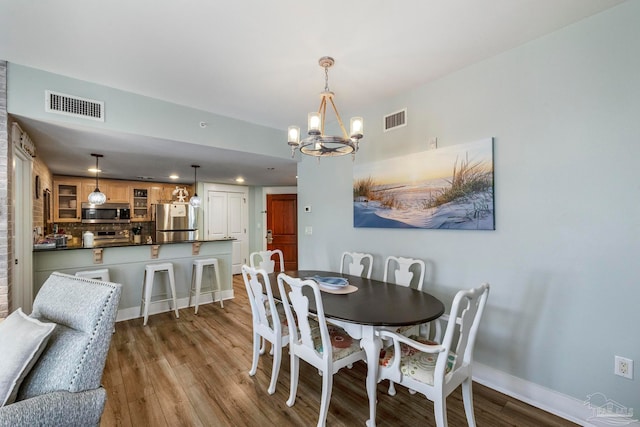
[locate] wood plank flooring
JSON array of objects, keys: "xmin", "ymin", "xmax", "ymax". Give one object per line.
[{"xmin": 100, "ymin": 275, "xmax": 578, "ymax": 427}]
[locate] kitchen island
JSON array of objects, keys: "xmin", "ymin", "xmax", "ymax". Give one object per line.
[{"xmin": 33, "ymin": 239, "xmax": 234, "ymax": 321}]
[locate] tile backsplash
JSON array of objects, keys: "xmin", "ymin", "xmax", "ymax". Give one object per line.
[{"xmin": 56, "ymin": 222, "xmax": 154, "ymax": 242}]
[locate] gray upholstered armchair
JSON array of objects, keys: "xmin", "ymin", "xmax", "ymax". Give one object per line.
[{"xmin": 0, "ymin": 272, "xmax": 121, "ymax": 427}]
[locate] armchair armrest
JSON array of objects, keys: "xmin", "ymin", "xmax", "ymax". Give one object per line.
[
  {"xmin": 378, "ymin": 329, "xmax": 446, "ymax": 354},
  {"xmin": 0, "ymin": 388, "xmax": 106, "ymax": 427}
]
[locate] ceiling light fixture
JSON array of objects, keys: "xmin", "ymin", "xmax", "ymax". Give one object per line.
[
  {"xmin": 288, "ymin": 56, "xmax": 364, "ymax": 158},
  {"xmin": 88, "ymin": 153, "xmax": 107, "ymax": 205},
  {"xmin": 189, "ymin": 165, "xmax": 201, "ymax": 208}
]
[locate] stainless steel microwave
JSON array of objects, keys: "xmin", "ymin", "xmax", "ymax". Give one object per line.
[{"xmin": 81, "ymin": 202, "xmax": 131, "ymax": 224}]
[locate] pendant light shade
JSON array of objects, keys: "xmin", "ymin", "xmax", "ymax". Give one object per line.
[
  {"xmin": 189, "ymin": 165, "xmax": 201, "ymax": 208},
  {"xmin": 88, "ymin": 153, "xmax": 107, "ymax": 205}
]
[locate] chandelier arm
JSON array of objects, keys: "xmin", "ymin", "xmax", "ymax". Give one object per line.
[
  {"xmin": 328, "ymin": 97, "xmax": 350, "ymax": 139},
  {"xmin": 320, "ymin": 97, "xmax": 327, "ymax": 135}
]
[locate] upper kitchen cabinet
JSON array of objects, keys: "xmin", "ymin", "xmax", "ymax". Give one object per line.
[
  {"xmin": 81, "ymin": 179, "xmax": 130, "ymax": 204},
  {"xmin": 53, "ymin": 178, "xmax": 82, "ymax": 222},
  {"xmin": 131, "ymin": 185, "xmax": 150, "ymax": 221},
  {"xmin": 149, "ymin": 184, "xmax": 193, "ymax": 205}
]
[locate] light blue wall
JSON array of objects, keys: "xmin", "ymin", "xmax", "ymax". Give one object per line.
[
  {"xmin": 298, "ymin": 2, "xmax": 640, "ymax": 411},
  {"xmin": 7, "ymin": 64, "xmax": 286, "ymax": 158}
]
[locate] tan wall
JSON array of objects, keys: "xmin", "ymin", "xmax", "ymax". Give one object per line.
[{"xmin": 32, "ymin": 155, "xmax": 53, "ymax": 237}]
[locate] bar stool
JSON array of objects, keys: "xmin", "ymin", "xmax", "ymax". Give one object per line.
[
  {"xmin": 189, "ymin": 258, "xmax": 224, "ymax": 314},
  {"xmin": 75, "ymin": 268, "xmax": 111, "ymax": 281},
  {"xmin": 140, "ymin": 262, "xmax": 179, "ymax": 326}
]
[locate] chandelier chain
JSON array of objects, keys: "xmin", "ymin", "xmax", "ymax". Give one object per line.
[{"xmin": 324, "ymin": 65, "xmax": 330, "ymax": 92}]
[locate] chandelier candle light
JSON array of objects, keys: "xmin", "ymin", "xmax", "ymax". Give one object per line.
[
  {"xmin": 87, "ymin": 153, "xmax": 107, "ymax": 205},
  {"xmin": 288, "ymin": 56, "xmax": 364, "ymax": 158},
  {"xmin": 189, "ymin": 165, "xmax": 201, "ymax": 208}
]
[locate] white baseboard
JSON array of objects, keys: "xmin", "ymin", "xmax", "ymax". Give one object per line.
[
  {"xmin": 116, "ymin": 289, "xmax": 234, "ymax": 322},
  {"xmin": 473, "ymin": 363, "xmax": 640, "ymax": 427}
]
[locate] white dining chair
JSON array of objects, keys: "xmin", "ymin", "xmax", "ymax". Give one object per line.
[
  {"xmin": 250, "ymin": 249, "xmax": 285, "ymax": 274},
  {"xmin": 377, "ymin": 283, "xmax": 490, "ymax": 427},
  {"xmin": 340, "ymin": 251, "xmax": 373, "ymax": 279},
  {"xmin": 277, "ymin": 273, "xmax": 366, "ymax": 427},
  {"xmin": 241, "ymin": 265, "xmax": 288, "ymax": 394},
  {"xmin": 383, "ymin": 255, "xmax": 425, "ymax": 290}
]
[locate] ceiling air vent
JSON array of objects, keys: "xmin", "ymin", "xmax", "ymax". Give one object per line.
[
  {"xmin": 45, "ymin": 90, "xmax": 105, "ymax": 122},
  {"xmin": 383, "ymin": 108, "xmax": 407, "ymax": 132}
]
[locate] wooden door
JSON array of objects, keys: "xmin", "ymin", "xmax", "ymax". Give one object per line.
[{"xmin": 267, "ymin": 194, "xmax": 298, "ymax": 270}]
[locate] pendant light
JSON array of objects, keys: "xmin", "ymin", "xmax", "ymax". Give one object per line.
[
  {"xmin": 189, "ymin": 165, "xmax": 201, "ymax": 207},
  {"xmin": 88, "ymin": 153, "xmax": 107, "ymax": 205}
]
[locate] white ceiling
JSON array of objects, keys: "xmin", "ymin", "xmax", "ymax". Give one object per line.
[{"xmin": 0, "ymin": 0, "xmax": 626, "ymax": 186}]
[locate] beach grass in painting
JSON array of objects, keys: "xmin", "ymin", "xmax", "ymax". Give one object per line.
[{"xmin": 353, "ymin": 138, "xmax": 494, "ymax": 230}]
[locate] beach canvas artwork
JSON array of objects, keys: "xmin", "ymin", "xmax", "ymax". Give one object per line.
[{"xmin": 353, "ymin": 138, "xmax": 494, "ymax": 230}]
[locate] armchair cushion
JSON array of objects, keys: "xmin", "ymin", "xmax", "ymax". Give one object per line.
[
  {"xmin": 17, "ymin": 272, "xmax": 121, "ymax": 400},
  {"xmin": 379, "ymin": 335, "xmax": 454, "ymax": 386},
  {"xmin": 0, "ymin": 388, "xmax": 106, "ymax": 427},
  {"xmin": 0, "ymin": 308, "xmax": 55, "ymax": 406}
]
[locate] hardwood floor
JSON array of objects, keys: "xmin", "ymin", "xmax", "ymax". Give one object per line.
[{"xmin": 100, "ymin": 275, "xmax": 578, "ymax": 427}]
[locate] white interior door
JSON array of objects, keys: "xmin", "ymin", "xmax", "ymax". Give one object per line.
[
  {"xmin": 227, "ymin": 192, "xmax": 246, "ymax": 274},
  {"xmin": 204, "ymin": 184, "xmax": 248, "ymax": 275},
  {"xmin": 206, "ymin": 191, "xmax": 228, "ymax": 240},
  {"xmin": 12, "ymin": 147, "xmax": 34, "ymax": 313}
]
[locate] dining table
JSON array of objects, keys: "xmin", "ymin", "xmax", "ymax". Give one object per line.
[{"xmin": 268, "ymin": 269, "xmax": 445, "ymax": 427}]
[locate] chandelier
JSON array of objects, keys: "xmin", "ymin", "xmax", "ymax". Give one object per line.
[{"xmin": 287, "ymin": 56, "xmax": 364, "ymax": 158}]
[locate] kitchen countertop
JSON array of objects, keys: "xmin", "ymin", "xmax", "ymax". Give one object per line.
[{"xmin": 33, "ymin": 238, "xmax": 236, "ymax": 252}]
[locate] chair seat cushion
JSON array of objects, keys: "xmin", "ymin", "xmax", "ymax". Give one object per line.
[
  {"xmin": 379, "ymin": 335, "xmax": 455, "ymax": 386},
  {"xmin": 264, "ymin": 301, "xmax": 289, "ymax": 332},
  {"xmin": 0, "ymin": 308, "xmax": 55, "ymax": 406},
  {"xmin": 312, "ymin": 325, "xmax": 362, "ymax": 361}
]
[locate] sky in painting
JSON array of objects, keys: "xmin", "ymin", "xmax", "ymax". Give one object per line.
[{"xmin": 354, "ymin": 138, "xmax": 493, "ymax": 185}]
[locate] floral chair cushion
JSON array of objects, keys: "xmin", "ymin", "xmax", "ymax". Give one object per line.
[
  {"xmin": 379, "ymin": 335, "xmax": 455, "ymax": 386},
  {"xmin": 311, "ymin": 324, "xmax": 362, "ymax": 361}
]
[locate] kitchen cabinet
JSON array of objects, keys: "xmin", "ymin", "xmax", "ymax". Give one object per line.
[
  {"xmin": 103, "ymin": 181, "xmax": 130, "ymax": 203},
  {"xmin": 54, "ymin": 176, "xmax": 193, "ymax": 223},
  {"xmin": 131, "ymin": 186, "xmax": 150, "ymax": 221},
  {"xmin": 53, "ymin": 179, "xmax": 82, "ymax": 222},
  {"xmin": 149, "ymin": 184, "xmax": 193, "ymax": 206},
  {"xmin": 81, "ymin": 179, "xmax": 130, "ymax": 204}
]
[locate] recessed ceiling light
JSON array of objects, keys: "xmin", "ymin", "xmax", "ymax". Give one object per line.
[
  {"xmin": 169, "ymin": 174, "xmax": 179, "ymax": 180},
  {"xmin": 235, "ymin": 177, "xmax": 245, "ymax": 183},
  {"xmin": 88, "ymin": 168, "xmax": 102, "ymax": 173}
]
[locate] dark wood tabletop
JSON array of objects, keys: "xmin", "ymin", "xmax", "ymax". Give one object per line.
[{"xmin": 268, "ymin": 270, "xmax": 445, "ymax": 327}]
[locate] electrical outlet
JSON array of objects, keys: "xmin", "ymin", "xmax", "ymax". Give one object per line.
[{"xmin": 615, "ymin": 356, "xmax": 633, "ymax": 379}]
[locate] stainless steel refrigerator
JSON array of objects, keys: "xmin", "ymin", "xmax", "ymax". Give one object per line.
[{"xmin": 153, "ymin": 202, "xmax": 198, "ymax": 243}]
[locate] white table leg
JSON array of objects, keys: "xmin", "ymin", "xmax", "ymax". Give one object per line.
[{"xmin": 360, "ymin": 325, "xmax": 381, "ymax": 427}]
